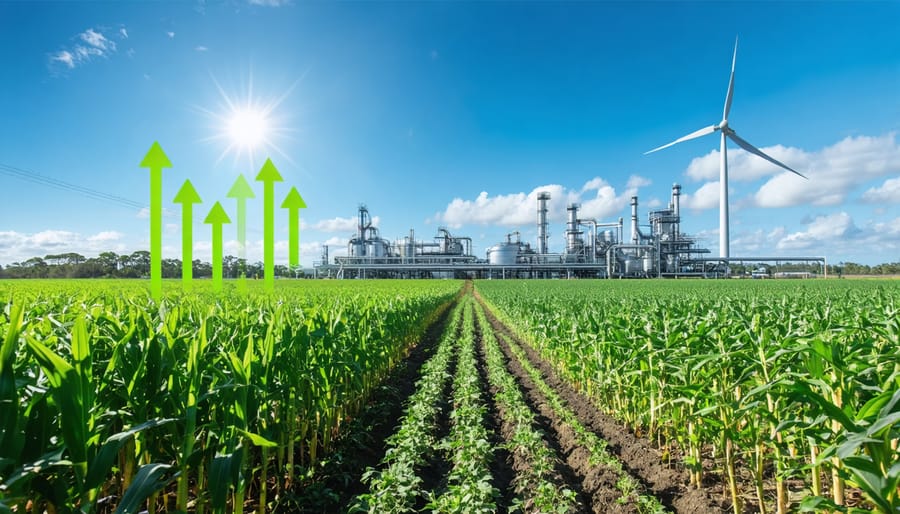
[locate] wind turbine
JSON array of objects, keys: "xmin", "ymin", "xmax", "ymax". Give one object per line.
[{"xmin": 645, "ymin": 38, "xmax": 807, "ymax": 259}]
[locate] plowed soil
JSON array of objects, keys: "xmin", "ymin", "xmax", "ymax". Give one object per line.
[
  {"xmin": 476, "ymin": 291, "xmax": 732, "ymax": 514},
  {"xmin": 316, "ymin": 287, "xmax": 734, "ymax": 513}
]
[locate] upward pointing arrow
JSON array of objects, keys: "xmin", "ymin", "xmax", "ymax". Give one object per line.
[
  {"xmin": 140, "ymin": 141, "xmax": 172, "ymax": 301},
  {"xmin": 227, "ymin": 174, "xmax": 255, "ymax": 287},
  {"xmin": 204, "ymin": 201, "xmax": 231, "ymax": 292},
  {"xmin": 281, "ymin": 187, "xmax": 307, "ymax": 269},
  {"xmin": 255, "ymin": 158, "xmax": 283, "ymax": 290},
  {"xmin": 173, "ymin": 180, "xmax": 202, "ymax": 291}
]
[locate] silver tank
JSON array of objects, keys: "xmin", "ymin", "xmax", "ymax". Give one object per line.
[
  {"xmin": 643, "ymin": 255, "xmax": 654, "ymax": 273},
  {"xmin": 349, "ymin": 240, "xmax": 364, "ymax": 257},
  {"xmin": 601, "ymin": 230, "xmax": 615, "ymax": 243},
  {"xmin": 488, "ymin": 243, "xmax": 519, "ymax": 265},
  {"xmin": 624, "ymin": 256, "xmax": 639, "ymax": 275},
  {"xmin": 397, "ymin": 238, "xmax": 415, "ymax": 258},
  {"xmin": 367, "ymin": 240, "xmax": 388, "ymax": 258}
]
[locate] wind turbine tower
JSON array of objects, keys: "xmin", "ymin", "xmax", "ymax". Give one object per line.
[{"xmin": 645, "ymin": 38, "xmax": 807, "ymax": 259}]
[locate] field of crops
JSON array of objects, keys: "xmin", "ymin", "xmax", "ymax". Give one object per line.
[
  {"xmin": 0, "ymin": 280, "xmax": 460, "ymax": 513},
  {"xmin": 2, "ymin": 278, "xmax": 898, "ymax": 514},
  {"xmin": 477, "ymin": 280, "xmax": 900, "ymax": 514}
]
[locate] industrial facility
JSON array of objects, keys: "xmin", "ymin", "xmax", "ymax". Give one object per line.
[{"xmin": 314, "ymin": 183, "xmax": 825, "ymax": 279}]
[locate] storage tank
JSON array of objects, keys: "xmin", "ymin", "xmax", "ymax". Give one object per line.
[
  {"xmin": 487, "ymin": 243, "xmax": 519, "ymax": 265},
  {"xmin": 397, "ymin": 239, "xmax": 415, "ymax": 259},
  {"xmin": 624, "ymin": 256, "xmax": 640, "ymax": 275},
  {"xmin": 643, "ymin": 255, "xmax": 654, "ymax": 274},
  {"xmin": 349, "ymin": 240, "xmax": 365, "ymax": 257},
  {"xmin": 366, "ymin": 240, "xmax": 388, "ymax": 258},
  {"xmin": 601, "ymin": 230, "xmax": 616, "ymax": 243}
]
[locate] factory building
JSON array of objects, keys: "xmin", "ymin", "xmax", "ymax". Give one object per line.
[{"xmin": 313, "ymin": 184, "xmax": 767, "ymax": 279}]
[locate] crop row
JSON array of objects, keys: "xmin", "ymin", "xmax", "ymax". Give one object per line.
[
  {"xmin": 351, "ymin": 298, "xmax": 464, "ymax": 512},
  {"xmin": 473, "ymin": 299, "xmax": 581, "ymax": 513},
  {"xmin": 494, "ymin": 321, "xmax": 667, "ymax": 513},
  {"xmin": 426, "ymin": 300, "xmax": 497, "ymax": 513},
  {"xmin": 0, "ymin": 280, "xmax": 461, "ymax": 513},
  {"xmin": 357, "ymin": 294, "xmax": 605, "ymax": 513},
  {"xmin": 476, "ymin": 280, "xmax": 900, "ymax": 514}
]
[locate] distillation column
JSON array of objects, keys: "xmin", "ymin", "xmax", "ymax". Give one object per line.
[{"xmin": 537, "ymin": 192, "xmax": 550, "ymax": 254}]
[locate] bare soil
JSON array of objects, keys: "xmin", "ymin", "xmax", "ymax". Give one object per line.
[
  {"xmin": 287, "ymin": 298, "xmax": 458, "ymax": 512},
  {"xmin": 475, "ymin": 290, "xmax": 732, "ymax": 514}
]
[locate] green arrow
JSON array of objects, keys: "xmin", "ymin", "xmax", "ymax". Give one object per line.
[
  {"xmin": 204, "ymin": 201, "xmax": 231, "ymax": 292},
  {"xmin": 281, "ymin": 186, "xmax": 307, "ymax": 269},
  {"xmin": 173, "ymin": 180, "xmax": 202, "ymax": 291},
  {"xmin": 227, "ymin": 174, "xmax": 255, "ymax": 286},
  {"xmin": 140, "ymin": 141, "xmax": 172, "ymax": 301},
  {"xmin": 255, "ymin": 158, "xmax": 283, "ymax": 290}
]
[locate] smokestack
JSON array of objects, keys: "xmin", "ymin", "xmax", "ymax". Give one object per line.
[
  {"xmin": 631, "ymin": 196, "xmax": 639, "ymax": 244},
  {"xmin": 672, "ymin": 184, "xmax": 682, "ymax": 240},
  {"xmin": 672, "ymin": 183, "xmax": 681, "ymax": 218},
  {"xmin": 537, "ymin": 192, "xmax": 550, "ymax": 254}
]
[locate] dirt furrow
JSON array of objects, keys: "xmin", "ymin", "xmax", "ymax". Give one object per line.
[
  {"xmin": 477, "ymin": 294, "xmax": 730, "ymax": 514},
  {"xmin": 473, "ymin": 317, "xmax": 590, "ymax": 514},
  {"xmin": 298, "ymin": 298, "xmax": 457, "ymax": 513}
]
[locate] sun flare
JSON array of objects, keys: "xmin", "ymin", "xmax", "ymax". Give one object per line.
[
  {"xmin": 228, "ymin": 107, "xmax": 269, "ymax": 150},
  {"xmin": 200, "ymin": 73, "xmax": 298, "ymax": 170}
]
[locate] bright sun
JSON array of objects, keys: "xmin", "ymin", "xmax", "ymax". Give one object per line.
[
  {"xmin": 227, "ymin": 107, "xmax": 269, "ymax": 150},
  {"xmin": 200, "ymin": 73, "xmax": 297, "ymax": 170}
]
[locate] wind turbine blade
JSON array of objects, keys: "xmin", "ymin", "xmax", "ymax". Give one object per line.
[
  {"xmin": 644, "ymin": 124, "xmax": 718, "ymax": 154},
  {"xmin": 723, "ymin": 37, "xmax": 737, "ymax": 120},
  {"xmin": 728, "ymin": 131, "xmax": 808, "ymax": 179}
]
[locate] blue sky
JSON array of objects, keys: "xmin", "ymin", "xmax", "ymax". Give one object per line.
[{"xmin": 1, "ymin": 0, "xmax": 898, "ymax": 268}]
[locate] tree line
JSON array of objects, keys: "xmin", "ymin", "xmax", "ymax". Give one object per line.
[
  {"xmin": 0, "ymin": 251, "xmax": 305, "ymax": 279},
  {"xmin": 1, "ymin": 251, "xmax": 898, "ymax": 279}
]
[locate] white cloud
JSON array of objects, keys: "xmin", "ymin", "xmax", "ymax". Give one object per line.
[
  {"xmin": 862, "ymin": 177, "xmax": 900, "ymax": 203},
  {"xmin": 195, "ymin": 45, "xmax": 208, "ymax": 52},
  {"xmin": 680, "ymin": 181, "xmax": 719, "ymax": 210},
  {"xmin": 49, "ymin": 27, "xmax": 120, "ymax": 71},
  {"xmin": 872, "ymin": 217, "xmax": 900, "ymax": 237},
  {"xmin": 686, "ymin": 144, "xmax": 811, "ymax": 183},
  {"xmin": 50, "ymin": 50, "xmax": 75, "ymax": 69},
  {"xmin": 120, "ymin": 28, "xmax": 128, "ymax": 39},
  {"xmin": 80, "ymin": 28, "xmax": 115, "ymax": 51},
  {"xmin": 626, "ymin": 175, "xmax": 652, "ymax": 189},
  {"xmin": 87, "ymin": 231, "xmax": 124, "ymax": 242},
  {"xmin": 436, "ymin": 176, "xmax": 650, "ymax": 229},
  {"xmin": 0, "ymin": 230, "xmax": 129, "ymax": 264},
  {"xmin": 167, "ymin": 31, "xmax": 175, "ymax": 39},
  {"xmin": 776, "ymin": 212, "xmax": 858, "ymax": 251},
  {"xmin": 312, "ymin": 216, "xmax": 381, "ymax": 233},
  {"xmin": 679, "ymin": 133, "xmax": 900, "ymax": 209},
  {"xmin": 754, "ymin": 133, "xmax": 900, "ymax": 208},
  {"xmin": 136, "ymin": 207, "xmax": 176, "ymax": 219}
]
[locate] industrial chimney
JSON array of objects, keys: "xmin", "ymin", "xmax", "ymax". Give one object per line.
[
  {"xmin": 630, "ymin": 196, "xmax": 639, "ymax": 244},
  {"xmin": 537, "ymin": 192, "xmax": 550, "ymax": 254}
]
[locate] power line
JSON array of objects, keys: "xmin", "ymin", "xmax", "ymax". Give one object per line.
[
  {"xmin": 0, "ymin": 162, "xmax": 265, "ymax": 234},
  {"xmin": 0, "ymin": 162, "xmax": 147, "ymax": 210}
]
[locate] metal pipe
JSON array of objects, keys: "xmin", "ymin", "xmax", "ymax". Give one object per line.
[{"xmin": 606, "ymin": 243, "xmax": 654, "ymax": 278}]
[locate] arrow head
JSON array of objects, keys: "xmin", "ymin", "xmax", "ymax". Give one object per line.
[
  {"xmin": 204, "ymin": 201, "xmax": 232, "ymax": 225},
  {"xmin": 255, "ymin": 158, "xmax": 284, "ymax": 183},
  {"xmin": 227, "ymin": 174, "xmax": 256, "ymax": 199},
  {"xmin": 281, "ymin": 186, "xmax": 307, "ymax": 209},
  {"xmin": 174, "ymin": 179, "xmax": 202, "ymax": 204},
  {"xmin": 140, "ymin": 141, "xmax": 173, "ymax": 169}
]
